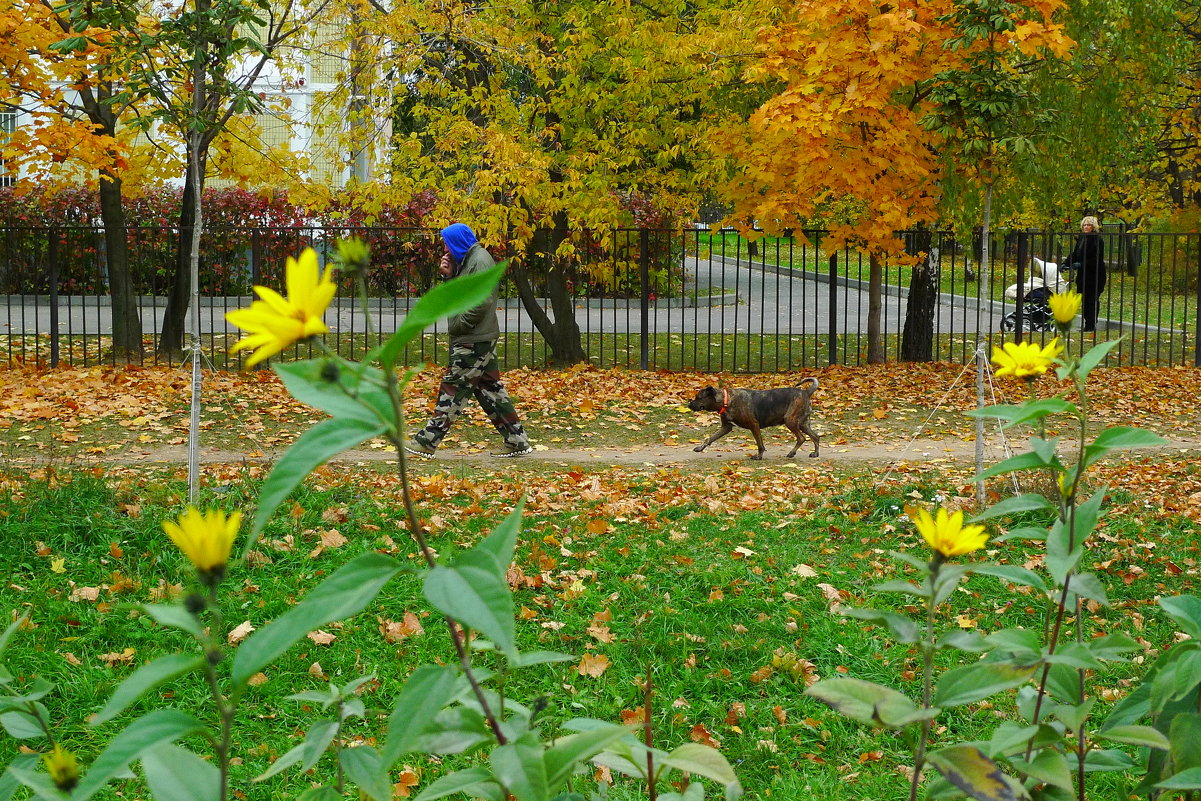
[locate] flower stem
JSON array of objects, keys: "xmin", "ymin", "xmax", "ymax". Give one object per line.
[
  {"xmin": 909, "ymin": 558, "xmax": 941, "ymax": 801},
  {"xmin": 382, "ymin": 360, "xmax": 506, "ymax": 745}
]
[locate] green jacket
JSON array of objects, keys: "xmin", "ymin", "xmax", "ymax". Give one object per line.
[{"xmin": 447, "ymin": 243, "xmax": 501, "ymax": 345}]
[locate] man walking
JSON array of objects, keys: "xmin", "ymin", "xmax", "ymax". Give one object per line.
[{"xmin": 406, "ymin": 223, "xmax": 534, "ymax": 459}]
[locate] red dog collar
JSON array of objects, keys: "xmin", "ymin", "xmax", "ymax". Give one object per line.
[{"xmin": 718, "ymin": 388, "xmax": 729, "ymax": 415}]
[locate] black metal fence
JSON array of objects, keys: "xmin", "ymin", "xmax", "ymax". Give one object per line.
[{"xmin": 2, "ymin": 225, "xmax": 1198, "ymax": 372}]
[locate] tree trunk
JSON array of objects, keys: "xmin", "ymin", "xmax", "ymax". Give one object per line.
[
  {"xmin": 97, "ymin": 172, "xmax": 143, "ymax": 363},
  {"xmin": 867, "ymin": 251, "xmax": 885, "ymax": 363},
  {"xmin": 158, "ymin": 161, "xmax": 203, "ymax": 357},
  {"xmin": 511, "ymin": 216, "xmax": 586, "ymax": 365},
  {"xmin": 901, "ymin": 235, "xmax": 938, "ymax": 362}
]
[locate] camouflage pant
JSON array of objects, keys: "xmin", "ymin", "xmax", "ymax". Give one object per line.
[{"xmin": 414, "ymin": 341, "xmax": 530, "ymax": 450}]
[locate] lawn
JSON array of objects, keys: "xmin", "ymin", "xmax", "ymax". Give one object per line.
[{"xmin": 5, "ymin": 363, "xmax": 1201, "ymax": 800}]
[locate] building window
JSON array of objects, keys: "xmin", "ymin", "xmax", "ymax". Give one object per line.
[{"xmin": 0, "ymin": 107, "xmax": 15, "ymax": 188}]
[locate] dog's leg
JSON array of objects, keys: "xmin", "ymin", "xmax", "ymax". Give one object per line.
[
  {"xmin": 694, "ymin": 418, "xmax": 734, "ymax": 452},
  {"xmin": 748, "ymin": 421, "xmax": 766, "ymax": 460},
  {"xmin": 800, "ymin": 420, "xmax": 820, "ymax": 457}
]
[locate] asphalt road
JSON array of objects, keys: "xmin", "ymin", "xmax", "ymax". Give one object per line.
[{"xmin": 2, "ymin": 257, "xmax": 1011, "ymax": 338}]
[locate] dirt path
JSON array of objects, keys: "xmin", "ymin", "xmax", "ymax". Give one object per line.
[{"xmin": 83, "ymin": 433, "xmax": 1201, "ymax": 470}]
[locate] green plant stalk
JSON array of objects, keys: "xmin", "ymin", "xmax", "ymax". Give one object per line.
[
  {"xmin": 1069, "ymin": 357, "xmax": 1092, "ymax": 801},
  {"xmin": 199, "ymin": 583, "xmax": 234, "ymax": 801},
  {"xmin": 909, "ymin": 556, "xmax": 942, "ymax": 801},
  {"xmin": 645, "ymin": 663, "xmax": 656, "ymax": 801},
  {"xmin": 378, "ymin": 351, "xmax": 507, "ymax": 746}
]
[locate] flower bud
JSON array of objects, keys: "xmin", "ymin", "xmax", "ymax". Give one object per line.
[
  {"xmin": 43, "ymin": 745, "xmax": 79, "ymax": 791},
  {"xmin": 335, "ymin": 237, "xmax": 371, "ymax": 278}
]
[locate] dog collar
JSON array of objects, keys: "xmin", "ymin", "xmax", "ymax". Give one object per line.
[{"xmin": 718, "ymin": 388, "xmax": 729, "ymax": 415}]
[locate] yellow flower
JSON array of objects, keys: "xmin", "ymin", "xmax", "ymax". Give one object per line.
[
  {"xmin": 43, "ymin": 745, "xmax": 79, "ymax": 791},
  {"xmin": 992, "ymin": 338, "xmax": 1063, "ymax": 380},
  {"xmin": 162, "ymin": 507, "xmax": 241, "ymax": 581},
  {"xmin": 226, "ymin": 248, "xmax": 337, "ymax": 367},
  {"xmin": 1048, "ymin": 290, "xmax": 1082, "ymax": 327},
  {"xmin": 907, "ymin": 505, "xmax": 988, "ymax": 558}
]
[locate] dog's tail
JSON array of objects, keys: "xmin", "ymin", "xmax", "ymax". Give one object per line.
[{"xmin": 795, "ymin": 376, "xmax": 819, "ymax": 394}]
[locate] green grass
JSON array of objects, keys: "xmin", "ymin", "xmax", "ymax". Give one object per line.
[{"xmin": 3, "ymin": 464, "xmax": 1199, "ymax": 799}]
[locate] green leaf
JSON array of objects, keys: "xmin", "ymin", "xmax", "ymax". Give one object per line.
[
  {"xmin": 0, "ymin": 754, "xmax": 40, "ymax": 801},
  {"xmin": 1076, "ymin": 338, "xmax": 1124, "ymax": 380},
  {"xmin": 660, "ymin": 743, "xmax": 740, "ymax": 789},
  {"xmin": 0, "ymin": 615, "xmax": 28, "ymax": 657},
  {"xmin": 805, "ymin": 678, "xmax": 935, "ymax": 729},
  {"xmin": 994, "ymin": 526, "xmax": 1048, "ymax": 543},
  {"xmin": 1086, "ymin": 632, "xmax": 1139, "ymax": 662},
  {"xmin": 274, "ymin": 359, "xmax": 392, "ymax": 424},
  {"xmin": 92, "ymin": 654, "xmax": 204, "ymax": 726},
  {"xmin": 295, "ymin": 789, "xmax": 341, "ymax": 801},
  {"xmin": 1081, "ymin": 748, "xmax": 1135, "ymax": 772},
  {"xmin": 141, "ymin": 743, "xmax": 220, "ymax": 801},
  {"xmin": 376, "ymin": 264, "xmax": 506, "ymax": 368},
  {"xmin": 5, "ymin": 764, "xmax": 68, "ymax": 801},
  {"xmin": 926, "ymin": 745, "xmax": 1019, "ymax": 801},
  {"xmin": 425, "ymin": 561, "xmax": 516, "ymax": 660},
  {"xmin": 1044, "ymin": 642, "xmax": 1102, "ymax": 670},
  {"xmin": 544, "ymin": 725, "xmax": 631, "ymax": 789},
  {"xmin": 414, "ymin": 706, "xmax": 493, "ymax": 755},
  {"xmin": 1097, "ymin": 725, "xmax": 1171, "ymax": 751},
  {"xmin": 382, "ymin": 665, "xmax": 459, "ymax": 767},
  {"xmin": 1160, "ymin": 596, "xmax": 1201, "ymax": 639},
  {"xmin": 934, "ymin": 662, "xmax": 1036, "ymax": 707},
  {"xmin": 249, "ymin": 416, "xmax": 389, "ymax": 540},
  {"xmin": 1065, "ymin": 572, "xmax": 1108, "ymax": 606},
  {"xmin": 987, "ymin": 723, "xmax": 1039, "ymax": 758},
  {"xmin": 1083, "ymin": 426, "xmax": 1167, "ymax": 469},
  {"xmin": 1009, "ymin": 749, "xmax": 1072, "ymax": 791},
  {"xmin": 511, "ymin": 650, "xmax": 576, "ymax": 668},
  {"xmin": 1171, "ymin": 713, "xmax": 1201, "ymax": 772},
  {"xmin": 491, "ymin": 736, "xmax": 548, "ymax": 801},
  {"xmin": 971, "ymin": 564, "xmax": 1046, "ymax": 592},
  {"xmin": 232, "ymin": 552, "xmax": 402, "ymax": 685},
  {"xmin": 938, "ymin": 630, "xmax": 989, "ymax": 653},
  {"xmin": 1048, "ymin": 698, "xmax": 1094, "ymax": 732},
  {"xmin": 841, "ymin": 607, "xmax": 918, "ymax": 643},
  {"xmin": 414, "ymin": 767, "xmax": 500, "ymax": 801},
  {"xmin": 1045, "ymin": 519, "xmax": 1081, "ymax": 586},
  {"xmin": 973, "ymin": 450, "xmax": 1055, "ymax": 481},
  {"xmin": 1044, "ymin": 663, "xmax": 1079, "ymax": 704},
  {"xmin": 1156, "ymin": 767, "xmax": 1201, "ymax": 790},
  {"xmin": 0, "ymin": 709, "xmax": 44, "ymax": 739},
  {"xmin": 973, "ymin": 493, "xmax": 1053, "ymax": 522},
  {"xmin": 340, "ymin": 746, "xmax": 392, "ymax": 801},
  {"xmin": 70, "ymin": 709, "xmax": 208, "ymax": 801},
  {"xmin": 141, "ymin": 604, "xmax": 205, "ymax": 640},
  {"xmin": 254, "ymin": 720, "xmax": 338, "ymax": 781},
  {"xmin": 870, "ymin": 579, "xmax": 929, "ymax": 598},
  {"xmin": 965, "ymin": 398, "xmax": 1075, "ymax": 425}
]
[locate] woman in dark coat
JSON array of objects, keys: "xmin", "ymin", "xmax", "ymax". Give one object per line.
[{"xmin": 1067, "ymin": 216, "xmax": 1105, "ymax": 332}]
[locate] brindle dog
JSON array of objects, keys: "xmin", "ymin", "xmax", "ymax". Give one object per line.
[{"xmin": 687, "ymin": 377, "xmax": 820, "ymax": 460}]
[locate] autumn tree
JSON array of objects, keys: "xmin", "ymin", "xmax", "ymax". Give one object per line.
[
  {"xmin": 126, "ymin": 0, "xmax": 329, "ymax": 357},
  {"xmin": 320, "ymin": 0, "xmax": 752, "ymax": 364},
  {"xmin": 0, "ymin": 0, "xmax": 146, "ymax": 360},
  {"xmin": 716, "ymin": 0, "xmax": 1070, "ymax": 363}
]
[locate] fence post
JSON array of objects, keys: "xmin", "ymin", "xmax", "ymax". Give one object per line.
[
  {"xmin": 48, "ymin": 227, "xmax": 60, "ymax": 369},
  {"xmin": 828, "ymin": 251, "xmax": 837, "ymax": 366},
  {"xmin": 639, "ymin": 228, "xmax": 650, "ymax": 370},
  {"xmin": 1195, "ymin": 233, "xmax": 1201, "ymax": 367},
  {"xmin": 1015, "ymin": 230, "xmax": 1029, "ymax": 342}
]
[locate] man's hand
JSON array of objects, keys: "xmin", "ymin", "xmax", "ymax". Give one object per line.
[{"xmin": 438, "ymin": 252, "xmax": 453, "ymax": 279}]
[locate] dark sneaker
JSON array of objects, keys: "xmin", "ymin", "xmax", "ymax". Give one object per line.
[
  {"xmin": 492, "ymin": 444, "xmax": 533, "ymax": 458},
  {"xmin": 405, "ymin": 440, "xmax": 436, "ymax": 459}
]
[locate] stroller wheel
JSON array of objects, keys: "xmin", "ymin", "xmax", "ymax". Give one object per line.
[{"xmin": 1000, "ymin": 313, "xmax": 1017, "ymax": 332}]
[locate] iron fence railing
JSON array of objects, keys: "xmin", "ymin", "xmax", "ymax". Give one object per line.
[{"xmin": 1, "ymin": 225, "xmax": 1197, "ymax": 371}]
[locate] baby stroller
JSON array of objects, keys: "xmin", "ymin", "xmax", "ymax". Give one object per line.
[
  {"xmin": 999, "ymin": 285, "xmax": 1056, "ymax": 332},
  {"xmin": 999, "ymin": 256, "xmax": 1068, "ymax": 332}
]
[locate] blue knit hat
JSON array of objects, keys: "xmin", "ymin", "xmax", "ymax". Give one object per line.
[{"xmin": 440, "ymin": 223, "xmax": 478, "ymax": 265}]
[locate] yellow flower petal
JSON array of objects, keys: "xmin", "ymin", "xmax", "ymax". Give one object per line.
[
  {"xmin": 908, "ymin": 505, "xmax": 988, "ymax": 558},
  {"xmin": 163, "ymin": 506, "xmax": 241, "ymax": 577},
  {"xmin": 1048, "ymin": 290, "xmax": 1082, "ymax": 326},
  {"xmin": 224, "ymin": 248, "xmax": 336, "ymax": 367}
]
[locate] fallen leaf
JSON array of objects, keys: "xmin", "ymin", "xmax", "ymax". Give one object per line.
[
  {"xmin": 228, "ymin": 620, "xmax": 255, "ymax": 645},
  {"xmin": 577, "ymin": 653, "xmax": 611, "ymax": 677}
]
